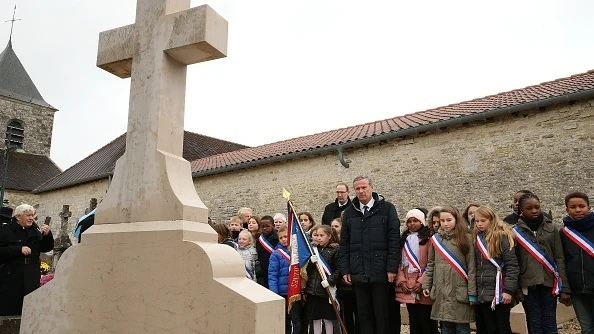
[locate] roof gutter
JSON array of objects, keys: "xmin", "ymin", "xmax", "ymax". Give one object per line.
[{"xmin": 193, "ymin": 89, "xmax": 594, "ymax": 178}]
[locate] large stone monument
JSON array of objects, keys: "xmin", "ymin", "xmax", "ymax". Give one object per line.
[{"xmin": 20, "ymin": 1, "xmax": 284, "ymax": 333}]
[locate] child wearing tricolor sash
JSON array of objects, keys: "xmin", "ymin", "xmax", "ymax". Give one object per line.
[
  {"xmin": 560, "ymin": 192, "xmax": 594, "ymax": 334},
  {"xmin": 513, "ymin": 193, "xmax": 570, "ymax": 334},
  {"xmin": 396, "ymin": 209, "xmax": 438, "ymax": 334},
  {"xmin": 305, "ymin": 225, "xmax": 340, "ymax": 334},
  {"xmin": 269, "ymin": 226, "xmax": 302, "ymax": 334},
  {"xmin": 422, "ymin": 206, "xmax": 476, "ymax": 334},
  {"xmin": 472, "ymin": 206, "xmax": 519, "ymax": 334}
]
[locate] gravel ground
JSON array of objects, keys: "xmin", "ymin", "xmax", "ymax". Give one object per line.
[{"xmin": 399, "ymin": 318, "xmax": 581, "ymax": 334}]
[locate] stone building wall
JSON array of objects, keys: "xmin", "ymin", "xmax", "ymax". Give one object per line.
[
  {"xmin": 36, "ymin": 179, "xmax": 108, "ymax": 236},
  {"xmin": 0, "ymin": 97, "xmax": 56, "ymax": 156},
  {"xmin": 195, "ymin": 98, "xmax": 594, "ymax": 224},
  {"xmin": 34, "ymin": 98, "xmax": 593, "ymax": 231},
  {"xmin": 4, "ymin": 190, "xmax": 40, "ymax": 210}
]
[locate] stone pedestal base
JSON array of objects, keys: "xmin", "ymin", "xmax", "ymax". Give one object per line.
[{"xmin": 20, "ymin": 221, "xmax": 284, "ymax": 333}]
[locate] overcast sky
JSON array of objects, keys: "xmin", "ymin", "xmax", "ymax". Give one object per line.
[{"xmin": 3, "ymin": 1, "xmax": 594, "ymax": 169}]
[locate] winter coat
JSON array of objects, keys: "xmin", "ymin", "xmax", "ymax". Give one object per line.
[
  {"xmin": 305, "ymin": 243, "xmax": 340, "ymax": 297},
  {"xmin": 268, "ymin": 244, "xmax": 291, "ymax": 296},
  {"xmin": 256, "ymin": 231, "xmax": 279, "ymax": 288},
  {"xmin": 395, "ymin": 240, "xmax": 432, "ymax": 305},
  {"xmin": 515, "ymin": 216, "xmax": 570, "ymax": 293},
  {"xmin": 339, "ymin": 193, "xmax": 400, "ymax": 283},
  {"xmin": 0, "ymin": 219, "xmax": 54, "ymax": 316},
  {"xmin": 475, "ymin": 232, "xmax": 519, "ymax": 304},
  {"xmin": 422, "ymin": 233, "xmax": 476, "ymax": 323},
  {"xmin": 560, "ymin": 212, "xmax": 594, "ymax": 295},
  {"xmin": 237, "ymin": 245, "xmax": 258, "ymax": 280},
  {"xmin": 322, "ymin": 198, "xmax": 351, "ymax": 225}
]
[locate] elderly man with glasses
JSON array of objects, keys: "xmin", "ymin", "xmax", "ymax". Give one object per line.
[{"xmin": 0, "ymin": 204, "xmax": 54, "ymax": 316}]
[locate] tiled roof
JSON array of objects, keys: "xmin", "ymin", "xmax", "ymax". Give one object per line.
[
  {"xmin": 0, "ymin": 150, "xmax": 61, "ymax": 192},
  {"xmin": 0, "ymin": 40, "xmax": 55, "ymax": 110},
  {"xmin": 191, "ymin": 69, "xmax": 594, "ymax": 175},
  {"xmin": 34, "ymin": 131, "xmax": 248, "ymax": 193}
]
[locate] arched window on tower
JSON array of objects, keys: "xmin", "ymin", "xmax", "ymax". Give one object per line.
[{"xmin": 6, "ymin": 120, "xmax": 24, "ymax": 149}]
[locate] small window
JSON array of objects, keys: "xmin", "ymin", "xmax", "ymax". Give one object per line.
[{"xmin": 6, "ymin": 120, "xmax": 24, "ymax": 149}]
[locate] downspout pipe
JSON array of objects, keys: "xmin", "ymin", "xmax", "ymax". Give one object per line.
[
  {"xmin": 337, "ymin": 145, "xmax": 349, "ymax": 168},
  {"xmin": 193, "ymin": 89, "xmax": 594, "ymax": 178}
]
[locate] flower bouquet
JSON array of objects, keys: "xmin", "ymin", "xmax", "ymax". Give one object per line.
[{"xmin": 40, "ymin": 261, "xmax": 54, "ymax": 286}]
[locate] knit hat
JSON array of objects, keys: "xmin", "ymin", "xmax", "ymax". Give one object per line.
[{"xmin": 406, "ymin": 209, "xmax": 426, "ymax": 226}]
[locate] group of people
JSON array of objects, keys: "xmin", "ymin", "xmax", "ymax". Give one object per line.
[{"xmin": 212, "ymin": 177, "xmax": 593, "ymax": 334}]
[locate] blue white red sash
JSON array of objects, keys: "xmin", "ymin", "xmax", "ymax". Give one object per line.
[
  {"xmin": 476, "ymin": 234, "xmax": 504, "ymax": 309},
  {"xmin": 258, "ymin": 235, "xmax": 275, "ymax": 254},
  {"xmin": 431, "ymin": 235, "xmax": 468, "ymax": 281},
  {"xmin": 277, "ymin": 248, "xmax": 291, "ymax": 263},
  {"xmin": 562, "ymin": 227, "xmax": 594, "ymax": 258},
  {"xmin": 313, "ymin": 247, "xmax": 332, "ymax": 276},
  {"xmin": 513, "ymin": 226, "xmax": 562, "ymax": 295},
  {"xmin": 246, "ymin": 265, "xmax": 254, "ymax": 280},
  {"xmin": 403, "ymin": 239, "xmax": 424, "ymax": 273}
]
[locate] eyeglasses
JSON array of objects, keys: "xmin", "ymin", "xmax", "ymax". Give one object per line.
[{"xmin": 336, "ymin": 191, "xmax": 347, "ymax": 194}]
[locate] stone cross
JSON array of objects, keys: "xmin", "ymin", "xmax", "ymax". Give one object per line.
[
  {"xmin": 19, "ymin": 3, "xmax": 284, "ymax": 333},
  {"xmin": 95, "ymin": 0, "xmax": 227, "ymax": 224},
  {"xmin": 84, "ymin": 198, "xmax": 97, "ymax": 215},
  {"xmin": 52, "ymin": 205, "xmax": 73, "ymax": 271}
]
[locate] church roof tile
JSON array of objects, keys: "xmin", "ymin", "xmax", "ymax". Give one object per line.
[
  {"xmin": 0, "ymin": 41, "xmax": 55, "ymax": 109},
  {"xmin": 0, "ymin": 150, "xmax": 61, "ymax": 192},
  {"xmin": 34, "ymin": 131, "xmax": 248, "ymax": 193}
]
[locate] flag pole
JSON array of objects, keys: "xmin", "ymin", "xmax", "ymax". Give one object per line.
[{"xmin": 287, "ymin": 197, "xmax": 348, "ymax": 334}]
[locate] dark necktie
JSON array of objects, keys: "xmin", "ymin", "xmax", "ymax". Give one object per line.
[{"xmin": 363, "ymin": 205, "xmax": 369, "ymax": 216}]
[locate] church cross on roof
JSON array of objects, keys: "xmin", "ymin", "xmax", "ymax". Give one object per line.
[{"xmin": 0, "ymin": 6, "xmax": 55, "ymax": 109}]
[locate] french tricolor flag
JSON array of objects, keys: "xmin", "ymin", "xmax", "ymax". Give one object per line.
[{"xmin": 286, "ymin": 202, "xmax": 312, "ymax": 313}]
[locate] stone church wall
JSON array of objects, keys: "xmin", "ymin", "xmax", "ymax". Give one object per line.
[
  {"xmin": 0, "ymin": 97, "xmax": 55, "ymax": 156},
  {"xmin": 195, "ymin": 98, "xmax": 594, "ymax": 225},
  {"xmin": 36, "ymin": 179, "xmax": 108, "ymax": 235},
  {"xmin": 4, "ymin": 190, "xmax": 40, "ymax": 210}
]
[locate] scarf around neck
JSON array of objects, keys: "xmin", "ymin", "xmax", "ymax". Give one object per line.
[
  {"xmin": 402, "ymin": 231, "xmax": 421, "ymax": 273},
  {"xmin": 437, "ymin": 227, "xmax": 455, "ymax": 240},
  {"xmin": 563, "ymin": 211, "xmax": 594, "ymax": 232}
]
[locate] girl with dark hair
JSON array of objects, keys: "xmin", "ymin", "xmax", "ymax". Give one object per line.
[
  {"xmin": 514, "ymin": 193, "xmax": 570, "ymax": 334},
  {"xmin": 396, "ymin": 209, "xmax": 437, "ymax": 334}
]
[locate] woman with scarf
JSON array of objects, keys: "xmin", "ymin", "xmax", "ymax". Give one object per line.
[{"xmin": 395, "ymin": 209, "xmax": 438, "ymax": 334}]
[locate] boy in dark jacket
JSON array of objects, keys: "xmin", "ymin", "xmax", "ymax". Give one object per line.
[{"xmin": 560, "ymin": 192, "xmax": 594, "ymax": 334}]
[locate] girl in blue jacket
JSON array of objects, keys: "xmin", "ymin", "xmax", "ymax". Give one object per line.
[{"xmin": 269, "ymin": 226, "xmax": 302, "ymax": 334}]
